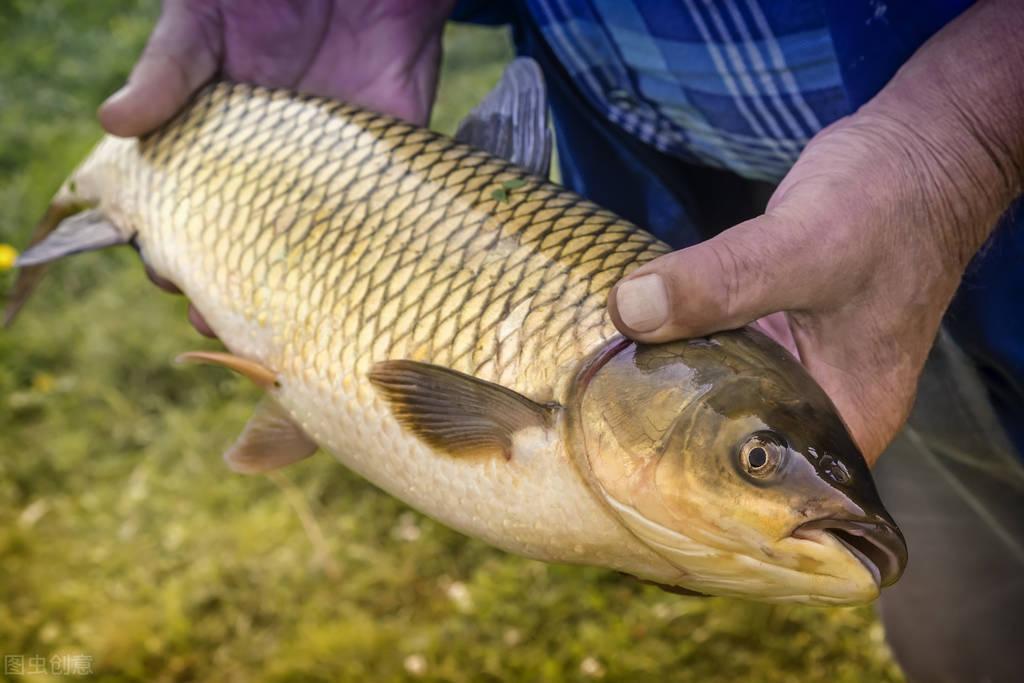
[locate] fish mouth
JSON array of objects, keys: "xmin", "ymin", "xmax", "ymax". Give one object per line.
[{"xmin": 793, "ymin": 517, "xmax": 907, "ymax": 588}]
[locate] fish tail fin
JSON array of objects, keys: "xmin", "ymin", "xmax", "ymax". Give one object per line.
[
  {"xmin": 4, "ymin": 138, "xmax": 133, "ymax": 327},
  {"xmin": 4, "ymin": 201, "xmax": 83, "ymax": 327}
]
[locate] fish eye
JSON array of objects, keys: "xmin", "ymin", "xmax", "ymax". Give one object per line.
[{"xmin": 739, "ymin": 432, "xmax": 786, "ymax": 479}]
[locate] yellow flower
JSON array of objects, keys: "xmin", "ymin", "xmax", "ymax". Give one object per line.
[
  {"xmin": 0, "ymin": 243, "xmax": 18, "ymax": 271},
  {"xmin": 32, "ymin": 372, "xmax": 55, "ymax": 394}
]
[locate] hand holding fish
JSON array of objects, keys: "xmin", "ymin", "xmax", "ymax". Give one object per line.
[
  {"xmin": 100, "ymin": 0, "xmax": 454, "ymax": 334},
  {"xmin": 99, "ymin": 0, "xmax": 453, "ymax": 134},
  {"xmin": 610, "ymin": 1, "xmax": 1024, "ymax": 465}
]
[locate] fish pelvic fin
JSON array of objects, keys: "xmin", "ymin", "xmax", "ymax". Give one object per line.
[
  {"xmin": 225, "ymin": 398, "xmax": 318, "ymax": 474},
  {"xmin": 175, "ymin": 352, "xmax": 311, "ymax": 472},
  {"xmin": 369, "ymin": 360, "xmax": 557, "ymax": 461}
]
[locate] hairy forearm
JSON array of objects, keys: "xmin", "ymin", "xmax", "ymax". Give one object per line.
[{"xmin": 855, "ymin": 0, "xmax": 1024, "ymax": 269}]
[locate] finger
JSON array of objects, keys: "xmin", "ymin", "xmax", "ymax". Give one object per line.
[
  {"xmin": 144, "ymin": 264, "xmax": 181, "ymax": 294},
  {"xmin": 188, "ymin": 304, "xmax": 218, "ymax": 339},
  {"xmin": 752, "ymin": 312, "xmax": 801, "ymax": 360},
  {"xmin": 99, "ymin": 1, "xmax": 221, "ymax": 137},
  {"xmin": 609, "ymin": 214, "xmax": 830, "ymax": 342}
]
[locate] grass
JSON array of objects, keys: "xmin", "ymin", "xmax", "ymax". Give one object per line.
[{"xmin": 0, "ymin": 2, "xmax": 904, "ymax": 681}]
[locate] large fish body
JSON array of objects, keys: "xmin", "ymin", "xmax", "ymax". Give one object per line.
[
  {"xmin": 105, "ymin": 82, "xmax": 671, "ymax": 569},
  {"xmin": 11, "ymin": 67, "xmax": 906, "ymax": 604}
]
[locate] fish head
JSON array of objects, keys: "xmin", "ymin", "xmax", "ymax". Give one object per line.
[{"xmin": 568, "ymin": 328, "xmax": 906, "ymax": 604}]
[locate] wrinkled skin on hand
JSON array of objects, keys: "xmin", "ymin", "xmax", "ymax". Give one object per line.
[
  {"xmin": 613, "ymin": 115, "xmax": 967, "ymax": 465},
  {"xmin": 609, "ymin": 0, "xmax": 1024, "ymax": 465},
  {"xmin": 103, "ymin": 0, "xmax": 455, "ymax": 335},
  {"xmin": 101, "ymin": 0, "xmax": 454, "ymax": 133}
]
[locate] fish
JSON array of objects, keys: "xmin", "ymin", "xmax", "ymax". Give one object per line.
[{"xmin": 5, "ymin": 58, "xmax": 906, "ymax": 604}]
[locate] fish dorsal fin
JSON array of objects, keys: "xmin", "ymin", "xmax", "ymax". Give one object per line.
[
  {"xmin": 176, "ymin": 351, "xmax": 278, "ymax": 389},
  {"xmin": 455, "ymin": 57, "xmax": 553, "ymax": 178},
  {"xmin": 15, "ymin": 208, "xmax": 128, "ymax": 267},
  {"xmin": 369, "ymin": 360, "xmax": 556, "ymax": 460},
  {"xmin": 225, "ymin": 399, "xmax": 318, "ymax": 474}
]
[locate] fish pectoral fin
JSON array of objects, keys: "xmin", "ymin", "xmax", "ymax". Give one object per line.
[
  {"xmin": 454, "ymin": 57, "xmax": 553, "ymax": 178},
  {"xmin": 225, "ymin": 399, "xmax": 318, "ymax": 474},
  {"xmin": 369, "ymin": 360, "xmax": 556, "ymax": 460},
  {"xmin": 176, "ymin": 351, "xmax": 278, "ymax": 389}
]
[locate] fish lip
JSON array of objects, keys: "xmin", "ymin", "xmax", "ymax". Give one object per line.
[{"xmin": 793, "ymin": 517, "xmax": 907, "ymax": 588}]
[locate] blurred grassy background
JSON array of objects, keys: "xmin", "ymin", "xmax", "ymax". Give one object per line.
[{"xmin": 0, "ymin": 2, "xmax": 904, "ymax": 682}]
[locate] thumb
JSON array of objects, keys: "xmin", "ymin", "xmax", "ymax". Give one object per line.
[
  {"xmin": 608, "ymin": 214, "xmax": 824, "ymax": 342},
  {"xmin": 98, "ymin": 1, "xmax": 221, "ymax": 137}
]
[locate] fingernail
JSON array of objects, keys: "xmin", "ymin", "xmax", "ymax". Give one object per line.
[
  {"xmin": 616, "ymin": 273, "xmax": 668, "ymax": 332},
  {"xmin": 102, "ymin": 84, "xmax": 130, "ymax": 108}
]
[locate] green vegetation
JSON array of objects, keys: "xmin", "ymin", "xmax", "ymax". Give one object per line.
[{"xmin": 0, "ymin": 3, "xmax": 904, "ymax": 681}]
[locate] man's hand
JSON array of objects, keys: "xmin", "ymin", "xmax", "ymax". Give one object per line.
[
  {"xmin": 101, "ymin": 0, "xmax": 454, "ymax": 134},
  {"xmin": 103, "ymin": 0, "xmax": 455, "ymax": 334},
  {"xmin": 609, "ymin": 0, "xmax": 1024, "ymax": 465}
]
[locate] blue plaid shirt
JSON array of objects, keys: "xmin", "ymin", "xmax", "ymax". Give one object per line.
[
  {"xmin": 526, "ymin": 0, "xmax": 847, "ymax": 181},
  {"xmin": 456, "ymin": 0, "xmax": 975, "ymax": 182}
]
